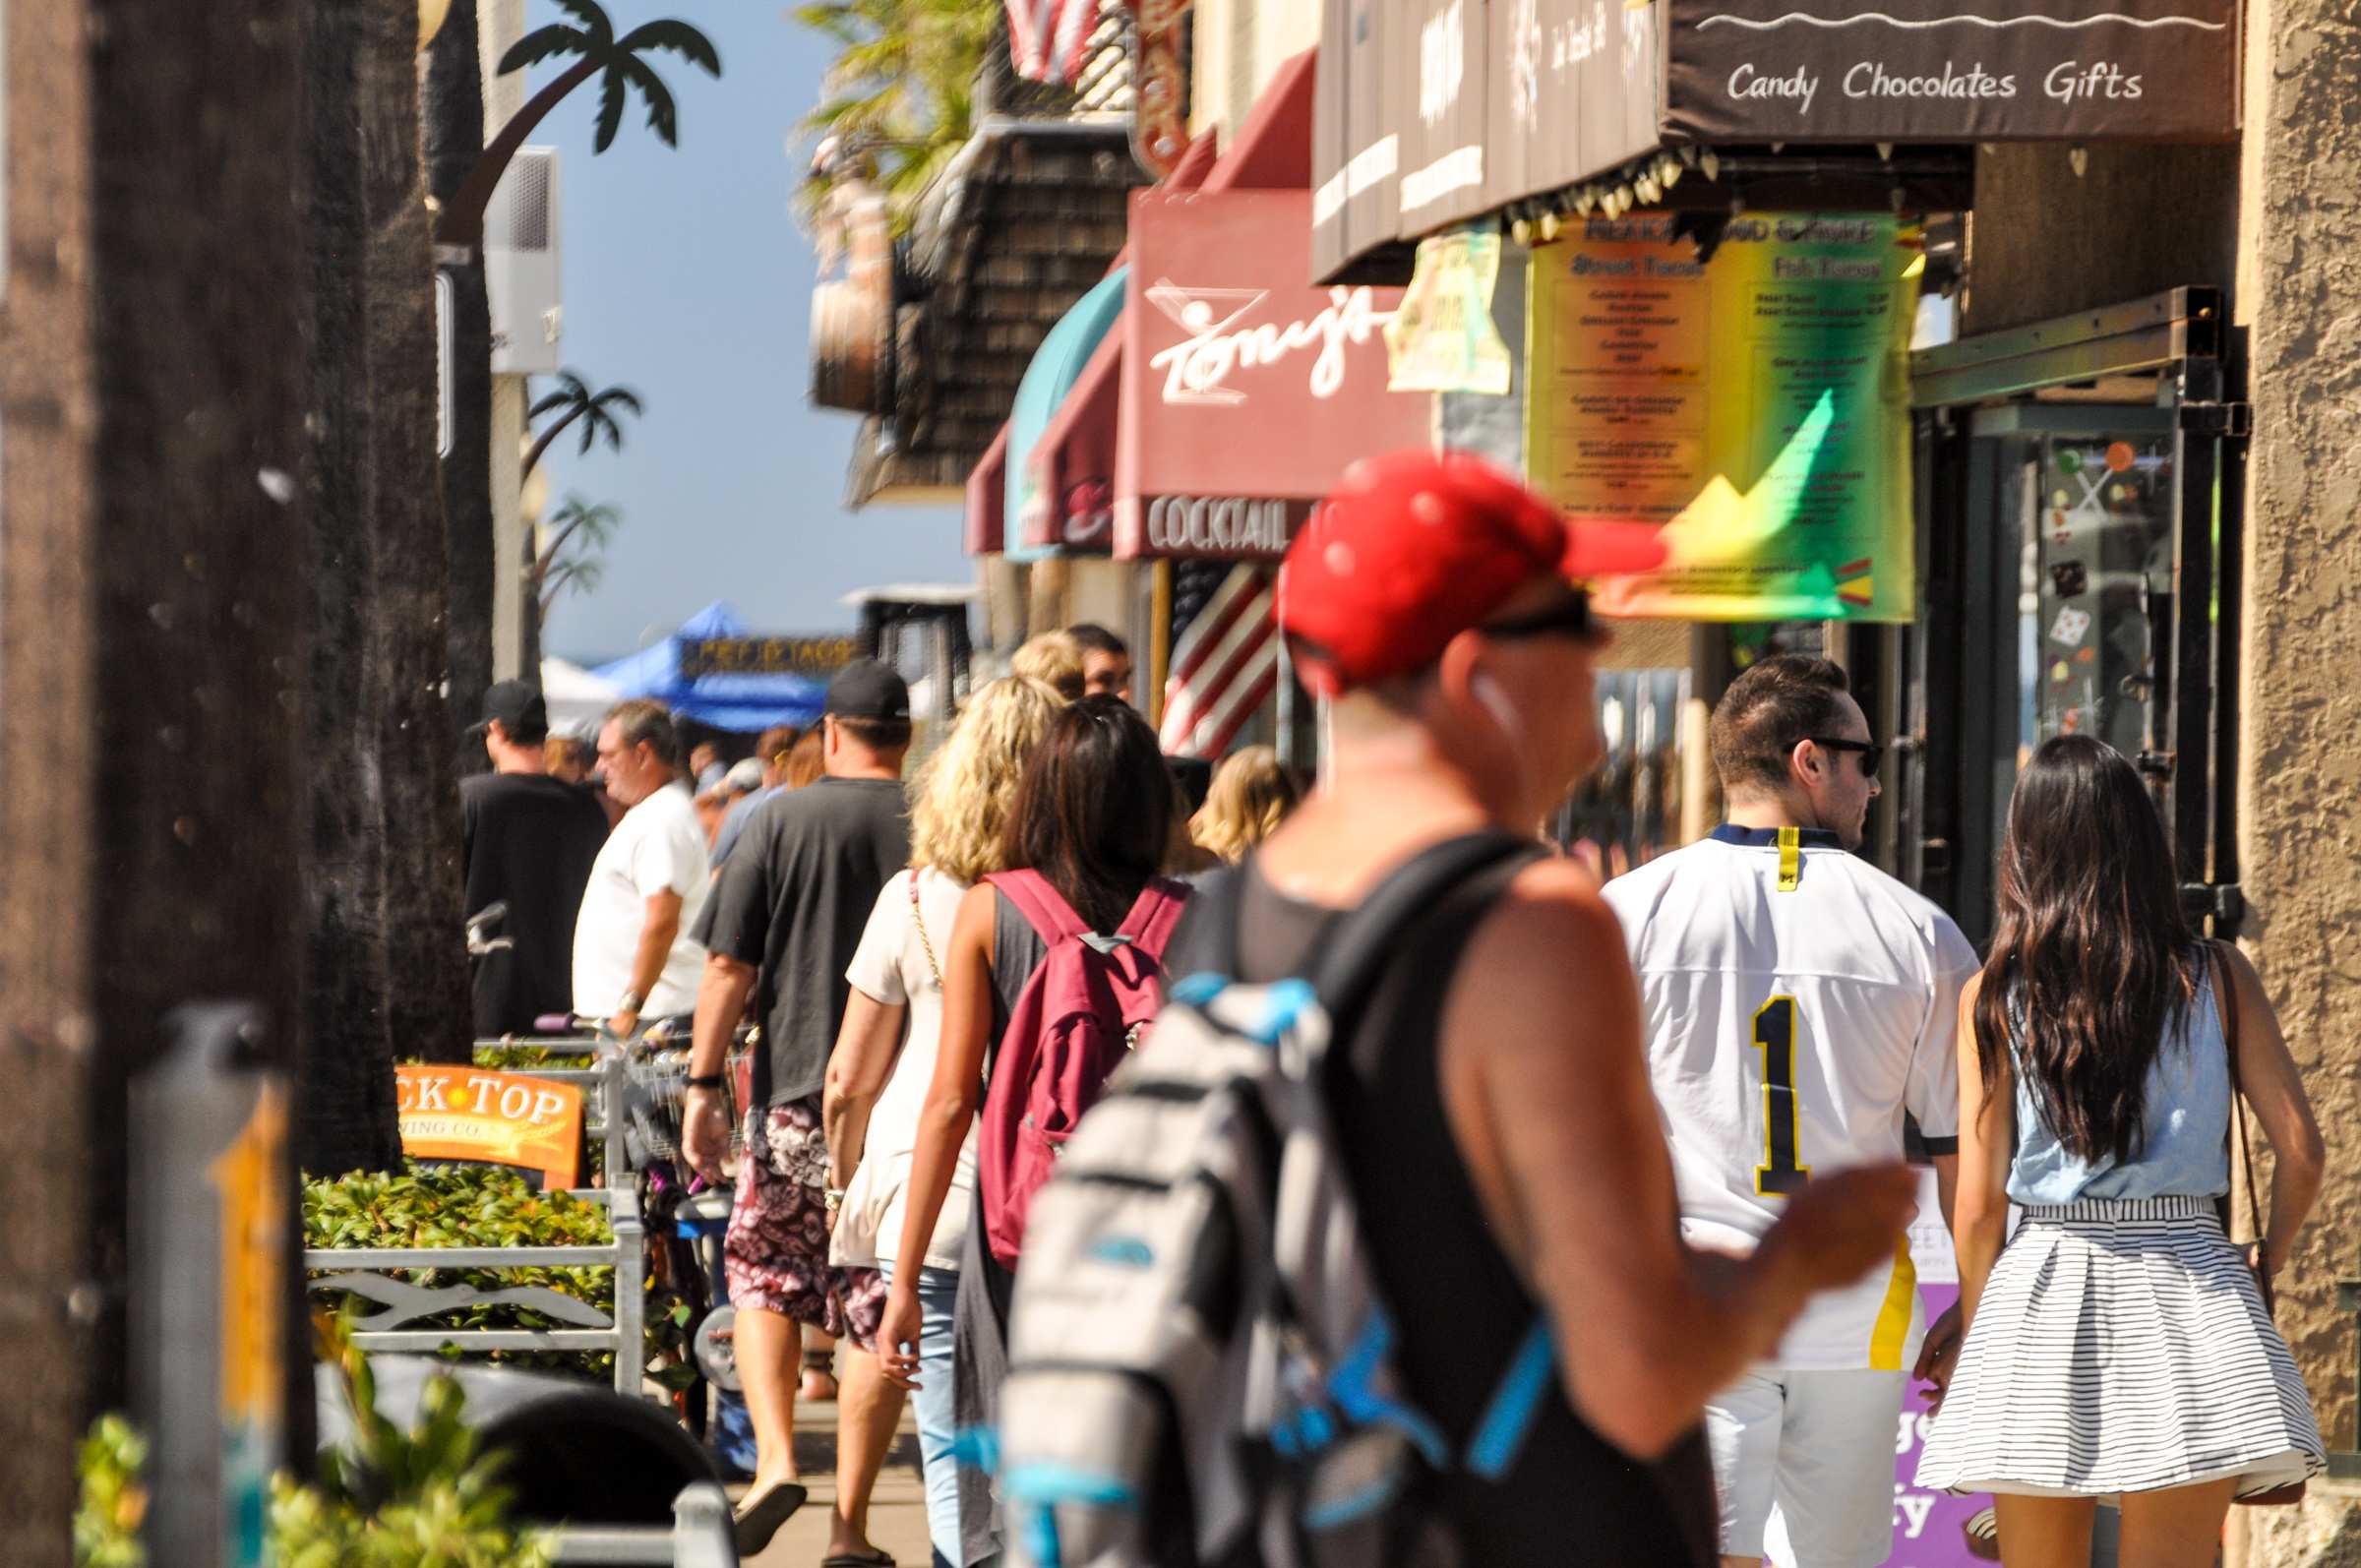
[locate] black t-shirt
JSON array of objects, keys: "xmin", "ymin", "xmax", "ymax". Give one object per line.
[
  {"xmin": 1161, "ymin": 850, "xmax": 1717, "ymax": 1567},
  {"xmin": 694, "ymin": 776, "xmax": 911, "ymax": 1108},
  {"xmin": 461, "ymin": 771, "xmax": 611, "ymax": 1036}
]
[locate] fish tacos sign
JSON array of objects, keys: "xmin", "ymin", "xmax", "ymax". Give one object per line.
[{"xmin": 1664, "ymin": 0, "xmax": 2240, "ymax": 144}]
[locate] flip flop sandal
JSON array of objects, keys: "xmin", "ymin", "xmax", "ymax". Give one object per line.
[
  {"xmin": 1964, "ymin": 1505, "xmax": 1999, "ymax": 1561},
  {"xmin": 732, "ymin": 1480, "xmax": 809, "ymax": 1558},
  {"xmin": 821, "ymin": 1553, "xmax": 896, "ymax": 1567}
]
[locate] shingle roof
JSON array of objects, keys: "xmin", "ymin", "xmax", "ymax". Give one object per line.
[{"xmin": 846, "ymin": 119, "xmax": 1142, "ymax": 505}]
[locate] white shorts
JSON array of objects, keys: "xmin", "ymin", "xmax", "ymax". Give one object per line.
[{"xmin": 1707, "ymin": 1367, "xmax": 1906, "ymax": 1568}]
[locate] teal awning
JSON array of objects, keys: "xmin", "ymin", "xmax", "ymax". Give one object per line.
[{"xmin": 1005, "ymin": 267, "xmax": 1127, "ymax": 563}]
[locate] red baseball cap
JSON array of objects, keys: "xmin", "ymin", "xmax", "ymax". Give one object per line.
[{"xmin": 1278, "ymin": 449, "xmax": 1666, "ymax": 695}]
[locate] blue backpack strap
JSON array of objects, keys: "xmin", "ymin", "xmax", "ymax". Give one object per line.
[{"xmin": 1465, "ymin": 1319, "xmax": 1556, "ymax": 1480}]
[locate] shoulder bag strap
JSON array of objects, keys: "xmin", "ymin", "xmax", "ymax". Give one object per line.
[
  {"xmin": 909, "ymin": 872, "xmax": 945, "ymax": 992},
  {"xmin": 2211, "ymin": 940, "xmax": 2272, "ymax": 1305}
]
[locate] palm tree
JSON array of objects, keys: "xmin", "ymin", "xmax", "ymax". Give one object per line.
[
  {"xmin": 523, "ymin": 371, "xmax": 641, "ymax": 478},
  {"xmin": 791, "ymin": 0, "xmax": 998, "ymax": 232},
  {"xmin": 437, "ymin": 0, "xmax": 722, "ymax": 249},
  {"xmin": 530, "ymin": 495, "xmax": 624, "ymax": 628}
]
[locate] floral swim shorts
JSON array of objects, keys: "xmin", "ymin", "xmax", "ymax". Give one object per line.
[{"xmin": 723, "ymin": 1096, "xmax": 886, "ymax": 1349}]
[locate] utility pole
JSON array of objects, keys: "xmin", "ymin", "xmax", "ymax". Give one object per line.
[{"xmin": 0, "ymin": 0, "xmax": 308, "ymax": 1561}]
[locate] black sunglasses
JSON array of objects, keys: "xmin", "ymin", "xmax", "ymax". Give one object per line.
[
  {"xmin": 1807, "ymin": 736, "xmax": 1883, "ymax": 779},
  {"xmin": 1478, "ymin": 594, "xmax": 1599, "ymax": 644}
]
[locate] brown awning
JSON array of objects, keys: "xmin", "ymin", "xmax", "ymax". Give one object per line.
[{"xmin": 1314, "ymin": 0, "xmax": 2240, "ymax": 281}]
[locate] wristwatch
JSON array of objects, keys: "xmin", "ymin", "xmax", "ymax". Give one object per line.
[
  {"xmin": 685, "ymin": 1073, "xmax": 724, "ymax": 1092},
  {"xmin": 824, "ymin": 1187, "xmax": 847, "ymax": 1214},
  {"xmin": 615, "ymin": 988, "xmax": 645, "ymax": 1016}
]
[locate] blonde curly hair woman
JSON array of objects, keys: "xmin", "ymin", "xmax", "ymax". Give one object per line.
[
  {"xmin": 1191, "ymin": 745, "xmax": 1302, "ymax": 863},
  {"xmin": 818, "ymin": 676, "xmax": 1061, "ymax": 1566},
  {"xmin": 1009, "ymin": 631, "xmax": 1085, "ymax": 702}
]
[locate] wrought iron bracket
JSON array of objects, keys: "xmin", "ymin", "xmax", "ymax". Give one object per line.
[{"xmin": 2177, "ymin": 400, "xmax": 2252, "ymax": 439}]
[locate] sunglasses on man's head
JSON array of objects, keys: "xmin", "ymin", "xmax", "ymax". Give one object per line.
[
  {"xmin": 1478, "ymin": 593, "xmax": 1599, "ymax": 644},
  {"xmin": 1808, "ymin": 736, "xmax": 1883, "ymax": 779}
]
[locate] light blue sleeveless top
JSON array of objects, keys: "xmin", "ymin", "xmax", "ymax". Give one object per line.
[{"xmin": 2007, "ymin": 966, "xmax": 2231, "ymax": 1205}]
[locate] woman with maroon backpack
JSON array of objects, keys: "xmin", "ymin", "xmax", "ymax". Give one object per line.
[{"xmin": 879, "ymin": 694, "xmax": 1188, "ymax": 1565}]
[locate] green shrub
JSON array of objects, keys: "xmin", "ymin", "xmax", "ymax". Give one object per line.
[
  {"xmin": 76, "ymin": 1330, "xmax": 549, "ymax": 1568},
  {"xmin": 73, "ymin": 1416, "xmax": 146, "ymax": 1568},
  {"xmin": 303, "ymin": 1163, "xmax": 684, "ymax": 1382}
]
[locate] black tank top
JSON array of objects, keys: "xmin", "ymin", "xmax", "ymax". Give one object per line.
[{"xmin": 1180, "ymin": 855, "xmax": 1716, "ymax": 1566}]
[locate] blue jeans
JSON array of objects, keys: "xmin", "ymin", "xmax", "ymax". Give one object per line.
[{"xmin": 879, "ymin": 1258, "xmax": 962, "ymax": 1567}]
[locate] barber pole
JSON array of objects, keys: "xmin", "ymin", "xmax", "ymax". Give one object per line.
[{"xmin": 1160, "ymin": 562, "xmax": 1280, "ymax": 761}]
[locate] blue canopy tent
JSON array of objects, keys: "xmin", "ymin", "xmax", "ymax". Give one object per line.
[{"xmin": 590, "ymin": 602, "xmax": 829, "ymax": 733}]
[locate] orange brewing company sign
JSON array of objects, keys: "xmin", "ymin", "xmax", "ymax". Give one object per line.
[{"xmin": 395, "ymin": 1065, "xmax": 582, "ymax": 1189}]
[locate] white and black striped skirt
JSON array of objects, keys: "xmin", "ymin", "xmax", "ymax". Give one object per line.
[{"xmin": 1915, "ymin": 1196, "xmax": 2325, "ymax": 1499}]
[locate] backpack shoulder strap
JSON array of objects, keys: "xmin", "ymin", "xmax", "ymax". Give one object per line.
[
  {"xmin": 1116, "ymin": 876, "xmax": 1191, "ymax": 961},
  {"xmin": 1307, "ymin": 832, "xmax": 1545, "ymax": 1035},
  {"xmin": 985, "ymin": 869, "xmax": 1090, "ymax": 947}
]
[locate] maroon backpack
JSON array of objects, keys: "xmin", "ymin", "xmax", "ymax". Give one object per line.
[{"xmin": 977, "ymin": 870, "xmax": 1190, "ymax": 1270}]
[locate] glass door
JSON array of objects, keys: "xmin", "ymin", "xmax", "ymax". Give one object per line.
[{"xmin": 1903, "ymin": 400, "xmax": 2227, "ymax": 948}]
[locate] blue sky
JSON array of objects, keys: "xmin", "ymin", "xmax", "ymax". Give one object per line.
[{"xmin": 523, "ymin": 1, "xmax": 969, "ymax": 663}]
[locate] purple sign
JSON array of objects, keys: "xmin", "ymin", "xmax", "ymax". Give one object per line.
[
  {"xmin": 1887, "ymin": 1284, "xmax": 1987, "ymax": 1568},
  {"xmin": 1767, "ymin": 1171, "xmax": 1989, "ymax": 1567}
]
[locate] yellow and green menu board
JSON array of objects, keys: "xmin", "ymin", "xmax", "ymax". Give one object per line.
[{"xmin": 1526, "ymin": 213, "xmax": 1919, "ymax": 622}]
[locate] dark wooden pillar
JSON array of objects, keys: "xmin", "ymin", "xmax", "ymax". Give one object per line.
[{"xmin": 0, "ymin": 0, "xmax": 308, "ymax": 1556}]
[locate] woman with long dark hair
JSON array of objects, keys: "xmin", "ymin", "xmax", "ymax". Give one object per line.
[
  {"xmin": 1916, "ymin": 736, "xmax": 2325, "ymax": 1565},
  {"xmin": 874, "ymin": 695, "xmax": 1182, "ymax": 1565}
]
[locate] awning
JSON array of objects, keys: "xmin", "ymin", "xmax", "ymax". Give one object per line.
[
  {"xmin": 1020, "ymin": 325, "xmax": 1123, "ymax": 555},
  {"xmin": 966, "ymin": 132, "xmax": 1221, "ymax": 562},
  {"xmin": 1114, "ymin": 183, "xmax": 1427, "ymax": 558},
  {"xmin": 964, "ymin": 424, "xmax": 1007, "ymax": 556},
  {"xmin": 1005, "ymin": 267, "xmax": 1128, "ymax": 562},
  {"xmin": 1313, "ymin": 0, "xmax": 2239, "ymax": 282},
  {"xmin": 999, "ymin": 50, "xmax": 1432, "ymax": 567}
]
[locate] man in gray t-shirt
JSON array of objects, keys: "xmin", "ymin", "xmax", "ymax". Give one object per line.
[{"xmin": 680, "ymin": 662, "xmax": 910, "ymax": 1555}]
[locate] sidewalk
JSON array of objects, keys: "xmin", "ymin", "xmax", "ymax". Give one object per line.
[{"xmin": 738, "ymin": 1388, "xmax": 935, "ymax": 1568}]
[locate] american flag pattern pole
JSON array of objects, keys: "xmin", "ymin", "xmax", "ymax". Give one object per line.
[
  {"xmin": 1006, "ymin": 0, "xmax": 1102, "ymax": 82},
  {"xmin": 1159, "ymin": 560, "xmax": 1280, "ymax": 761}
]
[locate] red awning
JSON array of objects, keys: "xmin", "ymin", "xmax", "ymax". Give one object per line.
[
  {"xmin": 1020, "ymin": 52, "xmax": 1342, "ymax": 564},
  {"xmin": 1109, "ymin": 47, "xmax": 1426, "ymax": 560},
  {"xmin": 1020, "ymin": 323, "xmax": 1123, "ymax": 554},
  {"xmin": 964, "ymin": 423, "xmax": 1008, "ymax": 556},
  {"xmin": 1199, "ymin": 46, "xmax": 1314, "ymax": 194}
]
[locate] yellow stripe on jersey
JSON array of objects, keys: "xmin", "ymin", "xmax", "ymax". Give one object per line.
[
  {"xmin": 1777, "ymin": 826, "xmax": 1801, "ymax": 891},
  {"xmin": 1867, "ymin": 1236, "xmax": 1918, "ymax": 1370}
]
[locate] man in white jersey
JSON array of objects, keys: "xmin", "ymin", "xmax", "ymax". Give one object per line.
[{"xmin": 1603, "ymin": 656, "xmax": 1975, "ymax": 1568}]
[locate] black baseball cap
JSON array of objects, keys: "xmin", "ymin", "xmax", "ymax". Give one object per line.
[
  {"xmin": 824, "ymin": 659, "xmax": 911, "ymax": 722},
  {"xmin": 474, "ymin": 679, "xmax": 548, "ymax": 742}
]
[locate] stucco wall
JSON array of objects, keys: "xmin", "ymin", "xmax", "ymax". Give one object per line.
[{"xmin": 2232, "ymin": 0, "xmax": 2361, "ymax": 1558}]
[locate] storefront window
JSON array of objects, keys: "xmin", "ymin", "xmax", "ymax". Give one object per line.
[
  {"xmin": 1554, "ymin": 669, "xmax": 1690, "ymax": 874},
  {"xmin": 2016, "ymin": 434, "xmax": 2176, "ymax": 770}
]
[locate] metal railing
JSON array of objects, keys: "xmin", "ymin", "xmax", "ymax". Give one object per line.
[{"xmin": 303, "ymin": 1040, "xmax": 648, "ymax": 1400}]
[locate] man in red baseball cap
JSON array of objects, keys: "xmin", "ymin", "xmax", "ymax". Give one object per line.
[{"xmin": 1163, "ymin": 450, "xmax": 1918, "ymax": 1562}]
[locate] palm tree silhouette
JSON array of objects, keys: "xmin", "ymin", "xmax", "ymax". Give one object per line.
[
  {"xmin": 529, "ymin": 495, "xmax": 624, "ymax": 628},
  {"xmin": 523, "ymin": 371, "xmax": 642, "ymax": 478},
  {"xmin": 437, "ymin": 0, "xmax": 721, "ymax": 248}
]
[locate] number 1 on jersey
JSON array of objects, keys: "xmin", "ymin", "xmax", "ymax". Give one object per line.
[{"xmin": 1753, "ymin": 995, "xmax": 1811, "ymax": 1196}]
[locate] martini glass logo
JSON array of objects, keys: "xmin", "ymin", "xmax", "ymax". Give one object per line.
[{"xmin": 1145, "ymin": 279, "xmax": 1393, "ymax": 406}]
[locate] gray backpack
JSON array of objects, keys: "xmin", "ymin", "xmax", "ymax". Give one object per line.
[{"xmin": 995, "ymin": 835, "xmax": 1555, "ymax": 1568}]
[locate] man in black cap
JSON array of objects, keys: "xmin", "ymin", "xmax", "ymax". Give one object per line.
[
  {"xmin": 461, "ymin": 680, "xmax": 611, "ymax": 1036},
  {"xmin": 681, "ymin": 659, "xmax": 913, "ymax": 1556}
]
